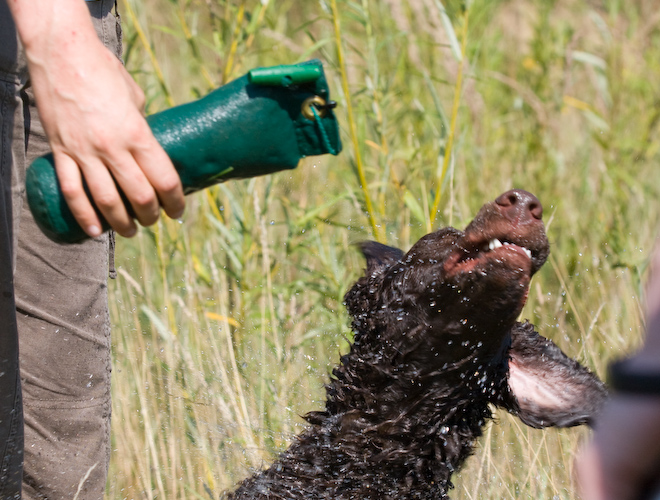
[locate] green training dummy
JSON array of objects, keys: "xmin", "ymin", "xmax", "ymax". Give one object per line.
[{"xmin": 26, "ymin": 59, "xmax": 342, "ymax": 243}]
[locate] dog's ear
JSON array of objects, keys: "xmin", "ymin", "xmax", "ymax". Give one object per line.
[
  {"xmin": 344, "ymin": 242, "xmax": 404, "ymax": 327},
  {"xmin": 497, "ymin": 322, "xmax": 608, "ymax": 428},
  {"xmin": 359, "ymin": 241, "xmax": 404, "ymax": 276}
]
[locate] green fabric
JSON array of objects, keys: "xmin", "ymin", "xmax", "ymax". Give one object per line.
[{"xmin": 26, "ymin": 59, "xmax": 342, "ymax": 243}]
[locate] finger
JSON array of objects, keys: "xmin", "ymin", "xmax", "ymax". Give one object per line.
[
  {"xmin": 78, "ymin": 157, "xmax": 137, "ymax": 238},
  {"xmin": 103, "ymin": 151, "xmax": 160, "ymax": 227},
  {"xmin": 131, "ymin": 134, "xmax": 185, "ymax": 220},
  {"xmin": 53, "ymin": 151, "xmax": 103, "ymax": 238}
]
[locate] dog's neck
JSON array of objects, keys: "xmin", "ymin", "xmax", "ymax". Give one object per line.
[{"xmin": 227, "ymin": 325, "xmax": 512, "ymax": 500}]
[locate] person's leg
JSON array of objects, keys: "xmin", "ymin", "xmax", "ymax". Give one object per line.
[
  {"xmin": 0, "ymin": 1, "xmax": 26, "ymax": 496},
  {"xmin": 13, "ymin": 1, "xmax": 121, "ymax": 497},
  {"xmin": 0, "ymin": 74, "xmax": 24, "ymax": 500},
  {"xmin": 15, "ymin": 97, "xmax": 113, "ymax": 500}
]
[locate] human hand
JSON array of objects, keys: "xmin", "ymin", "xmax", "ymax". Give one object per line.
[
  {"xmin": 576, "ymin": 396, "xmax": 660, "ymax": 500},
  {"xmin": 10, "ymin": 0, "xmax": 185, "ymax": 238},
  {"xmin": 577, "ymin": 241, "xmax": 660, "ymax": 500}
]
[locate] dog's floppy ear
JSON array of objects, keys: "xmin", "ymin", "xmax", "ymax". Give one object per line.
[
  {"xmin": 344, "ymin": 242, "xmax": 404, "ymax": 328},
  {"xmin": 359, "ymin": 241, "xmax": 404, "ymax": 276},
  {"xmin": 498, "ymin": 322, "xmax": 608, "ymax": 428}
]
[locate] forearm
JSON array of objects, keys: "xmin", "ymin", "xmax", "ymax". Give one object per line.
[
  {"xmin": 7, "ymin": 0, "xmax": 115, "ymax": 132},
  {"xmin": 628, "ymin": 241, "xmax": 660, "ymax": 370},
  {"xmin": 6, "ymin": 0, "xmax": 184, "ymax": 237},
  {"xmin": 7, "ymin": 0, "xmax": 99, "ymax": 54},
  {"xmin": 577, "ymin": 240, "xmax": 660, "ymax": 500}
]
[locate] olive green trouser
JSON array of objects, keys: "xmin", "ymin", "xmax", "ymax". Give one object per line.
[{"xmin": 0, "ymin": 1, "xmax": 120, "ymax": 497}]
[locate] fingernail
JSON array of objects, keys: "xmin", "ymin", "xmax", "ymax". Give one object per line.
[
  {"xmin": 173, "ymin": 208, "xmax": 185, "ymax": 220},
  {"xmin": 125, "ymin": 226, "xmax": 137, "ymax": 238},
  {"xmin": 87, "ymin": 225, "xmax": 102, "ymax": 238}
]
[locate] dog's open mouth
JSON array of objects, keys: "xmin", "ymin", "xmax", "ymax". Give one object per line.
[
  {"xmin": 444, "ymin": 236, "xmax": 534, "ymax": 277},
  {"xmin": 485, "ymin": 238, "xmax": 532, "ymax": 259}
]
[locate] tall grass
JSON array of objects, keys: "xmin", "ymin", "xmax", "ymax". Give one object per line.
[{"xmin": 108, "ymin": 0, "xmax": 660, "ymax": 498}]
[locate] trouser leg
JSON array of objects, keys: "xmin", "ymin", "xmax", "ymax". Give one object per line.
[
  {"xmin": 0, "ymin": 74, "xmax": 23, "ymax": 500},
  {"xmin": 11, "ymin": 1, "xmax": 122, "ymax": 498},
  {"xmin": 16, "ymin": 235, "xmax": 111, "ymax": 500},
  {"xmin": 14, "ymin": 85, "xmax": 112, "ymax": 499}
]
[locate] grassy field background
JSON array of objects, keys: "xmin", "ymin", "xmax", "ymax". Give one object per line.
[{"xmin": 107, "ymin": 0, "xmax": 660, "ymax": 498}]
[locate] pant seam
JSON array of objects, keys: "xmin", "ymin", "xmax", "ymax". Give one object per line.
[
  {"xmin": 0, "ymin": 81, "xmax": 8, "ymax": 178},
  {"xmin": 22, "ymin": 397, "xmax": 110, "ymax": 410}
]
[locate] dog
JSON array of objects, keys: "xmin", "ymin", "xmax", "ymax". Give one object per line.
[{"xmin": 226, "ymin": 189, "xmax": 608, "ymax": 499}]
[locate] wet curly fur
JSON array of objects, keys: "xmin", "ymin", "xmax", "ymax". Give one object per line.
[{"xmin": 226, "ymin": 190, "xmax": 607, "ymax": 500}]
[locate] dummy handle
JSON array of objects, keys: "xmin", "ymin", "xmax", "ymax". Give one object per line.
[{"xmin": 26, "ymin": 60, "xmax": 342, "ymax": 243}]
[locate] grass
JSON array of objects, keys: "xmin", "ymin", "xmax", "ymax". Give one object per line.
[{"xmin": 107, "ymin": 0, "xmax": 660, "ymax": 498}]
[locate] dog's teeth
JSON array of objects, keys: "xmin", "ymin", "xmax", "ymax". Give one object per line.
[
  {"xmin": 523, "ymin": 247, "xmax": 532, "ymax": 259},
  {"xmin": 488, "ymin": 239, "xmax": 503, "ymax": 251}
]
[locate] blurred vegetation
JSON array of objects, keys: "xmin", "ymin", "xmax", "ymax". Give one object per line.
[{"xmin": 108, "ymin": 0, "xmax": 660, "ymax": 498}]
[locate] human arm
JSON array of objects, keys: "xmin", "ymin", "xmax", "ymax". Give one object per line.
[
  {"xmin": 577, "ymin": 241, "xmax": 660, "ymax": 500},
  {"xmin": 7, "ymin": 0, "xmax": 185, "ymax": 238}
]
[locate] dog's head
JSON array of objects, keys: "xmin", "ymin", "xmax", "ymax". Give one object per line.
[{"xmin": 345, "ymin": 190, "xmax": 549, "ymax": 366}]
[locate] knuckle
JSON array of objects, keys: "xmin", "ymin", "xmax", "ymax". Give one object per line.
[
  {"xmin": 89, "ymin": 133, "xmax": 113, "ymax": 154},
  {"xmin": 130, "ymin": 190, "xmax": 157, "ymax": 210},
  {"xmin": 126, "ymin": 120, "xmax": 151, "ymax": 143},
  {"xmin": 93, "ymin": 191, "xmax": 122, "ymax": 211},
  {"xmin": 155, "ymin": 174, "xmax": 182, "ymax": 195},
  {"xmin": 59, "ymin": 179, "xmax": 82, "ymax": 199}
]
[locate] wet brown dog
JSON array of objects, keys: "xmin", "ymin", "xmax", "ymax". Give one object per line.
[{"xmin": 227, "ymin": 190, "xmax": 607, "ymax": 500}]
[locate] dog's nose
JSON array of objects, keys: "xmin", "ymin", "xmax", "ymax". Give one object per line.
[{"xmin": 495, "ymin": 190, "xmax": 543, "ymax": 221}]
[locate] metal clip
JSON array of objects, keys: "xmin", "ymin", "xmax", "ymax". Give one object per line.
[{"xmin": 301, "ymin": 97, "xmax": 337, "ymax": 121}]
